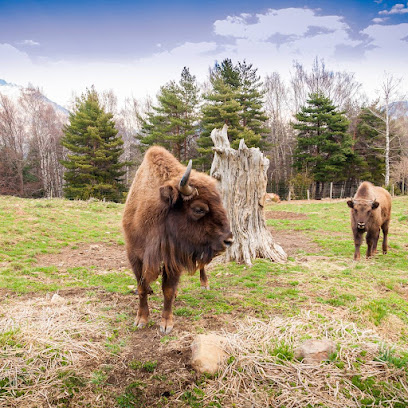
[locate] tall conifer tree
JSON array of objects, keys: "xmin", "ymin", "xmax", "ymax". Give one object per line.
[
  {"xmin": 236, "ymin": 60, "xmax": 269, "ymax": 148},
  {"xmin": 198, "ymin": 59, "xmax": 268, "ymax": 169},
  {"xmin": 138, "ymin": 67, "xmax": 200, "ymax": 161},
  {"xmin": 352, "ymin": 107, "xmax": 386, "ymax": 184},
  {"xmin": 292, "ymin": 92, "xmax": 354, "ymax": 184},
  {"xmin": 61, "ymin": 88, "xmax": 126, "ymax": 202}
]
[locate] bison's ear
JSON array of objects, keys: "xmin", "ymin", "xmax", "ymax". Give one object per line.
[
  {"xmin": 372, "ymin": 201, "xmax": 380, "ymax": 209},
  {"xmin": 347, "ymin": 200, "xmax": 354, "ymax": 208},
  {"xmin": 160, "ymin": 185, "xmax": 179, "ymax": 206}
]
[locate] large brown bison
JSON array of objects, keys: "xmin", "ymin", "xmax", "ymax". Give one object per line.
[
  {"xmin": 122, "ymin": 146, "xmax": 233, "ymax": 333},
  {"xmin": 347, "ymin": 181, "xmax": 391, "ymax": 260}
]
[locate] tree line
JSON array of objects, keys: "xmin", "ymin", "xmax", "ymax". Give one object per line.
[{"xmin": 0, "ymin": 58, "xmax": 407, "ymax": 202}]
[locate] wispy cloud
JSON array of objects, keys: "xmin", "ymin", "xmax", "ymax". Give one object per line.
[
  {"xmin": 372, "ymin": 17, "xmax": 388, "ymax": 23},
  {"xmin": 379, "ymin": 3, "xmax": 408, "ymax": 15},
  {"xmin": 17, "ymin": 39, "xmax": 40, "ymax": 46}
]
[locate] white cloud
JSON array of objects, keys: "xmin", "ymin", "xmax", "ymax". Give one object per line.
[
  {"xmin": 372, "ymin": 17, "xmax": 388, "ymax": 23},
  {"xmin": 214, "ymin": 8, "xmax": 348, "ymax": 42},
  {"xmin": 361, "ymin": 23, "xmax": 408, "ymax": 60},
  {"xmin": 379, "ymin": 3, "xmax": 408, "ymax": 15},
  {"xmin": 18, "ymin": 39, "xmax": 40, "ymax": 46},
  {"xmin": 0, "ymin": 7, "xmax": 407, "ymax": 106}
]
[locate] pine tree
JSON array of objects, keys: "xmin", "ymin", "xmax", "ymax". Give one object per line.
[
  {"xmin": 292, "ymin": 92, "xmax": 354, "ymax": 184},
  {"xmin": 197, "ymin": 59, "xmax": 268, "ymax": 169},
  {"xmin": 138, "ymin": 67, "xmax": 200, "ymax": 161},
  {"xmin": 352, "ymin": 107, "xmax": 386, "ymax": 184},
  {"xmin": 236, "ymin": 60, "xmax": 269, "ymax": 149},
  {"xmin": 179, "ymin": 67, "xmax": 200, "ymax": 161},
  {"xmin": 61, "ymin": 88, "xmax": 127, "ymax": 202},
  {"xmin": 198, "ymin": 69, "xmax": 241, "ymax": 167}
]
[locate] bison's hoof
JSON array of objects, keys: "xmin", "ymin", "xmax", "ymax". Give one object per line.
[
  {"xmin": 134, "ymin": 286, "xmax": 154, "ymax": 296},
  {"xmin": 201, "ymin": 285, "xmax": 210, "ymax": 290},
  {"xmin": 135, "ymin": 316, "xmax": 148, "ymax": 328},
  {"xmin": 160, "ymin": 318, "xmax": 174, "ymax": 334}
]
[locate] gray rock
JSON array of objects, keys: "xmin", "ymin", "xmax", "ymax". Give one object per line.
[
  {"xmin": 294, "ymin": 339, "xmax": 336, "ymax": 364},
  {"xmin": 191, "ymin": 334, "xmax": 228, "ymax": 375}
]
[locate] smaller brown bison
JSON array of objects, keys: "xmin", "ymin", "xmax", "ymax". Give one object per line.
[
  {"xmin": 122, "ymin": 146, "xmax": 233, "ymax": 334},
  {"xmin": 347, "ymin": 181, "xmax": 391, "ymax": 260}
]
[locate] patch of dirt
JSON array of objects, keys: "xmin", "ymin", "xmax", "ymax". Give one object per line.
[
  {"xmin": 268, "ymin": 227, "xmax": 320, "ymax": 256},
  {"xmin": 264, "ymin": 208, "xmax": 321, "ymax": 256},
  {"xmin": 265, "ymin": 210, "xmax": 308, "ymax": 220},
  {"xmin": 36, "ymin": 242, "xmax": 129, "ymax": 271}
]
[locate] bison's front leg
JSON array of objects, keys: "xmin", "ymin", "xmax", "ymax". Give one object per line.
[
  {"xmin": 353, "ymin": 230, "xmax": 363, "ymax": 261},
  {"xmin": 161, "ymin": 271, "xmax": 180, "ymax": 334}
]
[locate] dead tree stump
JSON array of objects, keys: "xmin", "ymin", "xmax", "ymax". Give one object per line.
[{"xmin": 210, "ymin": 125, "xmax": 287, "ymax": 265}]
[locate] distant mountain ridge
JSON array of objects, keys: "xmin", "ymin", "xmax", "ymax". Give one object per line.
[
  {"xmin": 0, "ymin": 78, "xmax": 69, "ymax": 116},
  {"xmin": 388, "ymin": 101, "xmax": 408, "ymax": 117}
]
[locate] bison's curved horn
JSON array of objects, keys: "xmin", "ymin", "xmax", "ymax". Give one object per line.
[{"xmin": 178, "ymin": 160, "xmax": 194, "ymax": 196}]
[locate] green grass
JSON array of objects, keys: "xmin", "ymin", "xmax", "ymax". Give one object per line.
[
  {"xmin": 2, "ymin": 194, "xmax": 408, "ymax": 407},
  {"xmin": 2, "ymin": 195, "xmax": 408, "ymax": 334}
]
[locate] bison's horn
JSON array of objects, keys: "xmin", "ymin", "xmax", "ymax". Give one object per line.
[{"xmin": 178, "ymin": 160, "xmax": 194, "ymax": 196}]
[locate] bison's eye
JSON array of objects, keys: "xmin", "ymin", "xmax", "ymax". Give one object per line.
[{"xmin": 190, "ymin": 202, "xmax": 209, "ymax": 220}]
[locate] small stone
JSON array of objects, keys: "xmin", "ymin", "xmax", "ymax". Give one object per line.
[
  {"xmin": 90, "ymin": 244, "xmax": 100, "ymax": 251},
  {"xmin": 191, "ymin": 334, "xmax": 228, "ymax": 375},
  {"xmin": 50, "ymin": 293, "xmax": 66, "ymax": 304},
  {"xmin": 294, "ymin": 339, "xmax": 336, "ymax": 364}
]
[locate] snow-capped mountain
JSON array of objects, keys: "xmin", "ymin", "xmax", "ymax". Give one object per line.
[{"xmin": 0, "ymin": 79, "xmax": 69, "ymax": 116}]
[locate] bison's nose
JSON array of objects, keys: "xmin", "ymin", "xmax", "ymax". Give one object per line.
[
  {"xmin": 224, "ymin": 237, "xmax": 234, "ymax": 247},
  {"xmin": 223, "ymin": 233, "xmax": 234, "ymax": 247},
  {"xmin": 357, "ymin": 222, "xmax": 365, "ymax": 230}
]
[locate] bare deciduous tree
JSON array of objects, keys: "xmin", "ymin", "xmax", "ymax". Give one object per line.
[
  {"xmin": 369, "ymin": 73, "xmax": 405, "ymax": 186},
  {"xmin": 264, "ymin": 72, "xmax": 296, "ymax": 192},
  {"xmin": 116, "ymin": 96, "xmax": 149, "ymax": 185},
  {"xmin": 391, "ymin": 157, "xmax": 408, "ymax": 194},
  {"xmin": 0, "ymin": 94, "xmax": 26, "ymax": 195},
  {"xmin": 290, "ymin": 58, "xmax": 363, "ymax": 117},
  {"xmin": 20, "ymin": 87, "xmax": 66, "ymax": 197}
]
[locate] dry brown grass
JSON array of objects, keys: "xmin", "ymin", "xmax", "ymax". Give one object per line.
[
  {"xmin": 0, "ymin": 294, "xmax": 112, "ymax": 408},
  {"xmin": 191, "ymin": 311, "xmax": 408, "ymax": 408}
]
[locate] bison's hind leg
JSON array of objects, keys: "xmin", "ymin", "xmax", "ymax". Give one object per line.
[
  {"xmin": 129, "ymin": 256, "xmax": 153, "ymax": 329},
  {"xmin": 160, "ymin": 271, "xmax": 180, "ymax": 334},
  {"xmin": 366, "ymin": 230, "xmax": 380, "ymax": 259},
  {"xmin": 200, "ymin": 267, "xmax": 210, "ymax": 290},
  {"xmin": 382, "ymin": 220, "xmax": 390, "ymax": 254}
]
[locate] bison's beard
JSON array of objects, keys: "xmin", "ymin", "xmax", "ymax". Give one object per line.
[
  {"xmin": 141, "ymin": 221, "xmax": 223, "ymax": 279},
  {"xmin": 158, "ymin": 232, "xmax": 219, "ymax": 276}
]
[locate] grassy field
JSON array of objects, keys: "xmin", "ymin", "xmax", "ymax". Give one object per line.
[{"xmin": 1, "ymin": 195, "xmax": 408, "ymax": 407}]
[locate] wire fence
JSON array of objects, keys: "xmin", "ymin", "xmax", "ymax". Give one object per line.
[{"xmin": 269, "ymin": 180, "xmax": 406, "ymax": 201}]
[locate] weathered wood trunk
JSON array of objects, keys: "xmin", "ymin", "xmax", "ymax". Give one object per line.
[{"xmin": 210, "ymin": 125, "xmax": 287, "ymax": 265}]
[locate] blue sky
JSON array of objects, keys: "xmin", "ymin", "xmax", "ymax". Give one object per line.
[{"xmin": 0, "ymin": 0, "xmax": 407, "ymax": 107}]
